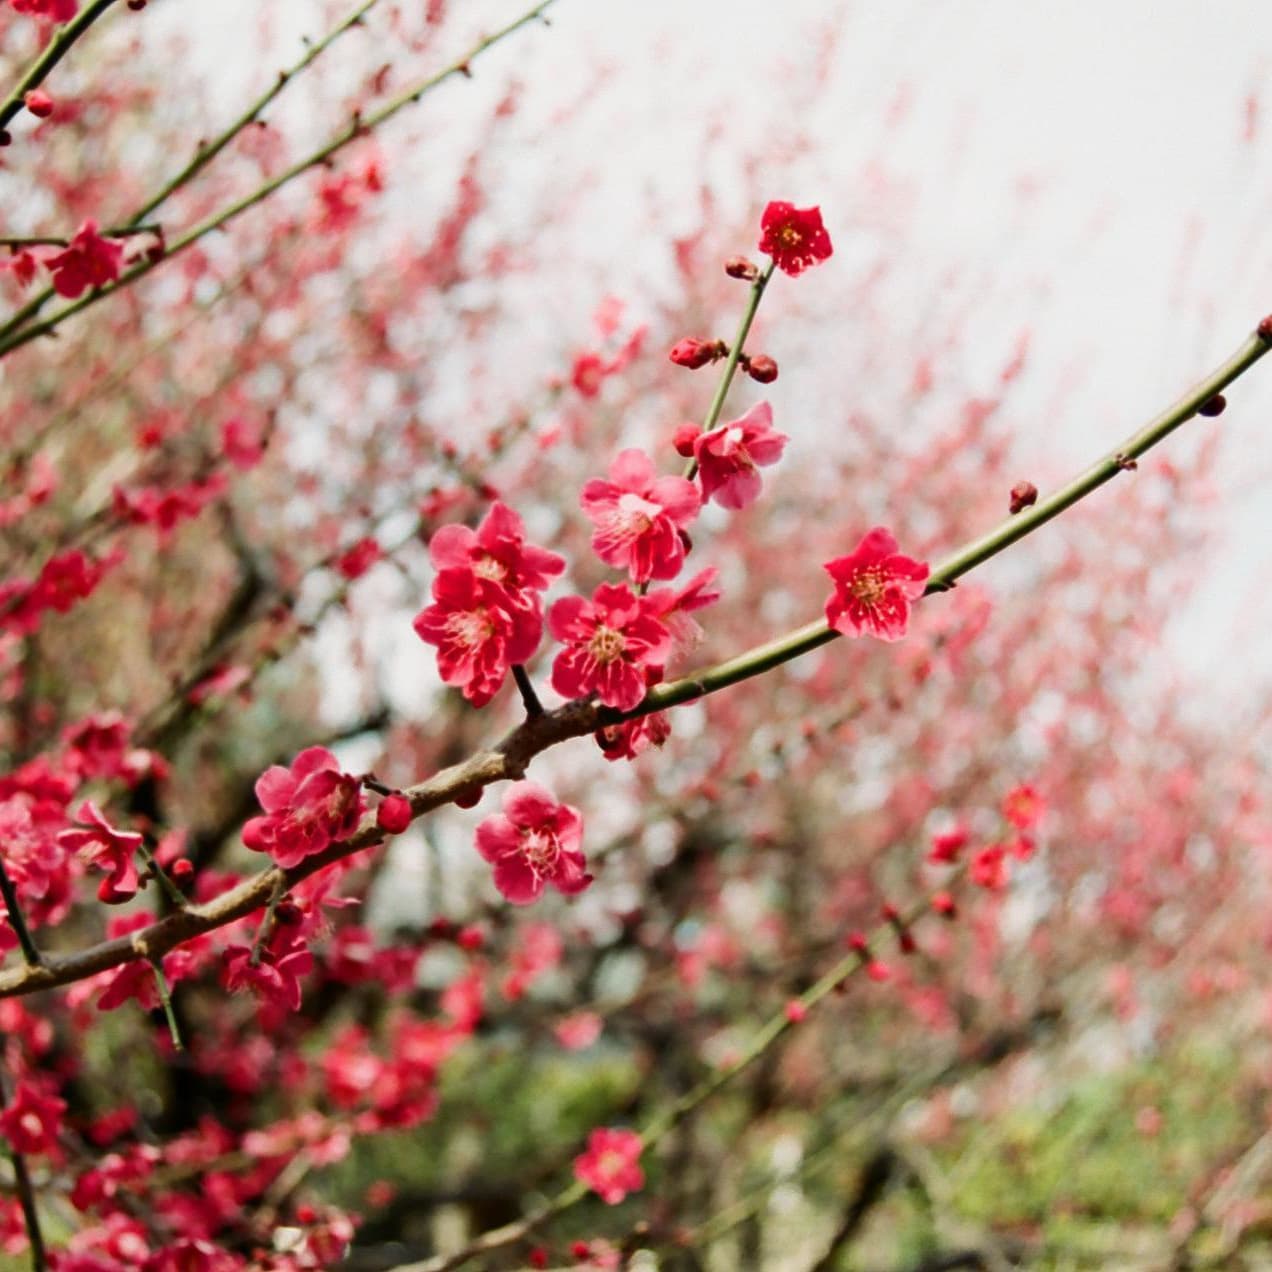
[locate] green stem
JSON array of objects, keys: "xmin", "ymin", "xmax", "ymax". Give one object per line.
[
  {"xmin": 137, "ymin": 842, "xmax": 187, "ymax": 911},
  {"xmin": 0, "ymin": 0, "xmax": 118, "ymax": 135},
  {"xmin": 684, "ymin": 259, "xmax": 776, "ymax": 481},
  {"xmin": 0, "ymin": 0, "xmax": 559, "ymax": 359},
  {"xmin": 149, "ymin": 960, "xmax": 183, "ymax": 1051},
  {"xmin": 628, "ymin": 327, "xmax": 1272, "ymax": 721}
]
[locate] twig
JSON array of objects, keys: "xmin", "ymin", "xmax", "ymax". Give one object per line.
[
  {"xmin": 0, "ymin": 0, "xmax": 120, "ymax": 137},
  {"xmin": 683, "ymin": 258, "xmax": 776, "ymax": 482},
  {"xmin": 0, "ymin": 0, "xmax": 562, "ymax": 358},
  {"xmin": 0, "ymin": 862, "xmax": 42, "ymax": 968},
  {"xmin": 511, "ymin": 664, "xmax": 544, "ymax": 717}
]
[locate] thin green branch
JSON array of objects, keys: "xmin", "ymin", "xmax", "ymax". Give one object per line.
[
  {"xmin": 137, "ymin": 842, "xmax": 187, "ymax": 911},
  {"xmin": 684, "ymin": 258, "xmax": 776, "ymax": 481},
  {"xmin": 149, "ymin": 959, "xmax": 183, "ymax": 1051},
  {"xmin": 0, "ymin": 0, "xmax": 119, "ymax": 136},
  {"xmin": 630, "ymin": 326, "xmax": 1272, "ymax": 720},
  {"xmin": 127, "ymin": 0, "xmax": 385, "ymax": 226},
  {"xmin": 0, "ymin": 0, "xmax": 560, "ymax": 359},
  {"xmin": 0, "ymin": 224, "xmax": 159, "ymax": 249}
]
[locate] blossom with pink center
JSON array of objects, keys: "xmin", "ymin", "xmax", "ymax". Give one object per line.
[
  {"xmin": 823, "ymin": 527, "xmax": 929, "ymax": 642},
  {"xmin": 241, "ymin": 747, "xmax": 364, "ymax": 869},
  {"xmin": 0, "ymin": 1081, "xmax": 65, "ymax": 1156},
  {"xmin": 221, "ymin": 934, "xmax": 314, "ymax": 1012},
  {"xmin": 645, "ymin": 566, "xmax": 721, "ymax": 663},
  {"xmin": 220, "ymin": 416, "xmax": 266, "ymax": 470},
  {"xmin": 1002, "ymin": 783, "xmax": 1045, "ymax": 830},
  {"xmin": 549, "ymin": 583, "xmax": 672, "ymax": 712},
  {"xmin": 573, "ymin": 1127, "xmax": 645, "ymax": 1205},
  {"xmin": 693, "ymin": 401, "xmax": 789, "ymax": 510},
  {"xmin": 474, "ymin": 782, "xmax": 589, "ymax": 906},
  {"xmin": 970, "ymin": 844, "xmax": 1009, "ymax": 891},
  {"xmin": 58, "ymin": 801, "xmax": 143, "ymax": 903},
  {"xmin": 757, "ymin": 201, "xmax": 834, "ymax": 276},
  {"xmin": 428, "ymin": 501, "xmax": 564, "ymax": 595},
  {"xmin": 45, "ymin": 220, "xmax": 124, "ymax": 299},
  {"xmin": 413, "ymin": 570, "xmax": 541, "ymax": 707},
  {"xmin": 580, "ymin": 448, "xmax": 700, "ymax": 584}
]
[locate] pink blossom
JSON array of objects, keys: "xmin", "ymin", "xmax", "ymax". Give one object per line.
[
  {"xmin": 1002, "ymin": 784, "xmax": 1045, "ymax": 830},
  {"xmin": 336, "ymin": 536, "xmax": 383, "ymax": 580},
  {"xmin": 549, "ymin": 583, "xmax": 672, "ymax": 712},
  {"xmin": 412, "ymin": 570, "xmax": 541, "ymax": 707},
  {"xmin": 573, "ymin": 1127, "xmax": 644, "ymax": 1205},
  {"xmin": 693, "ymin": 401, "xmax": 789, "ymax": 510},
  {"xmin": 241, "ymin": 747, "xmax": 364, "ymax": 869},
  {"xmin": 0, "ymin": 1081, "xmax": 65, "ymax": 1156},
  {"xmin": 45, "ymin": 221, "xmax": 124, "ymax": 299},
  {"xmin": 474, "ymin": 782, "xmax": 589, "ymax": 905},
  {"xmin": 10, "ymin": 0, "xmax": 78, "ymax": 21},
  {"xmin": 554, "ymin": 1011, "xmax": 603, "ymax": 1050},
  {"xmin": 58, "ymin": 801, "xmax": 143, "ymax": 903},
  {"xmin": 220, "ymin": 417, "xmax": 266, "ymax": 470},
  {"xmin": 757, "ymin": 201, "xmax": 834, "ymax": 276},
  {"xmin": 645, "ymin": 565, "xmax": 721, "ymax": 662},
  {"xmin": 221, "ymin": 934, "xmax": 313, "ymax": 1012},
  {"xmin": 427, "ymin": 501, "xmax": 564, "ymax": 594},
  {"xmin": 581, "ymin": 449, "xmax": 700, "ymax": 583},
  {"xmin": 823, "ymin": 527, "xmax": 929, "ymax": 642}
]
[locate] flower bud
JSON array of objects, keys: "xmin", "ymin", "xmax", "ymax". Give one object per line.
[
  {"xmin": 1009, "ymin": 480, "xmax": 1038, "ymax": 515},
  {"xmin": 724, "ymin": 255, "xmax": 758, "ymax": 280},
  {"xmin": 24, "ymin": 91, "xmax": 53, "ymax": 119},
  {"xmin": 1198, "ymin": 394, "xmax": 1226, "ymax": 417},
  {"xmin": 274, "ymin": 899, "xmax": 304, "ymax": 926},
  {"xmin": 668, "ymin": 337, "xmax": 724, "ymax": 369},
  {"xmin": 376, "ymin": 793, "xmax": 412, "ymax": 834},
  {"xmin": 672, "ymin": 422, "xmax": 699, "ymax": 457},
  {"xmin": 746, "ymin": 353, "xmax": 778, "ymax": 384},
  {"xmin": 170, "ymin": 858, "xmax": 194, "ymax": 881}
]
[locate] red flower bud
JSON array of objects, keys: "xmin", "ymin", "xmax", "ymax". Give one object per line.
[
  {"xmin": 457, "ymin": 925, "xmax": 485, "ymax": 951},
  {"xmin": 1198, "ymin": 394, "xmax": 1226, "ymax": 417},
  {"xmin": 668, "ymin": 337, "xmax": 724, "ymax": 369},
  {"xmin": 1009, "ymin": 480, "xmax": 1038, "ymax": 515},
  {"xmin": 784, "ymin": 999, "xmax": 807, "ymax": 1022},
  {"xmin": 376, "ymin": 793, "xmax": 412, "ymax": 834},
  {"xmin": 1259, "ymin": 314, "xmax": 1272, "ymax": 342},
  {"xmin": 170, "ymin": 858, "xmax": 194, "ymax": 881},
  {"xmin": 24, "ymin": 91, "xmax": 54, "ymax": 119},
  {"xmin": 724, "ymin": 255, "xmax": 759, "ymax": 280},
  {"xmin": 274, "ymin": 899, "xmax": 304, "ymax": 926},
  {"xmin": 931, "ymin": 891, "xmax": 957, "ymax": 918},
  {"xmin": 672, "ymin": 422, "xmax": 700, "ymax": 457},
  {"xmin": 746, "ymin": 353, "xmax": 778, "ymax": 384}
]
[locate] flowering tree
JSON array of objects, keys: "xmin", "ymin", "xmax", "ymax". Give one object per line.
[{"xmin": 1, "ymin": 2, "xmax": 1271, "ymax": 1269}]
